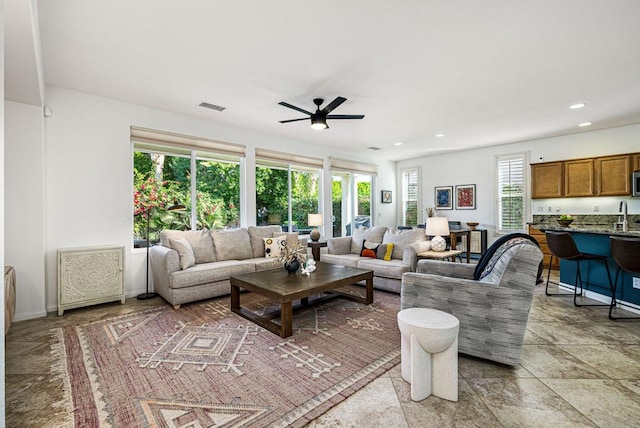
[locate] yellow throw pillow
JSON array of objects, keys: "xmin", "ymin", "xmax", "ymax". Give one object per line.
[{"xmin": 377, "ymin": 243, "xmax": 394, "ymax": 261}]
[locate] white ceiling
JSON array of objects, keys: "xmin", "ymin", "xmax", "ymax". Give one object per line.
[{"xmin": 7, "ymin": 0, "xmax": 640, "ymax": 161}]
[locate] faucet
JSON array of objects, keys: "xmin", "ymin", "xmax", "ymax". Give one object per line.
[{"xmin": 618, "ymin": 200, "xmax": 628, "ymax": 232}]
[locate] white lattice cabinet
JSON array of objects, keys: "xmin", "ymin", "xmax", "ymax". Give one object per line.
[{"xmin": 58, "ymin": 245, "xmax": 126, "ymax": 315}]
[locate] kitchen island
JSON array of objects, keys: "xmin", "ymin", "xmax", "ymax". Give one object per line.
[{"xmin": 536, "ymin": 223, "xmax": 640, "ymax": 310}]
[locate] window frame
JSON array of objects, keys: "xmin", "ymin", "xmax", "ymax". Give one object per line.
[
  {"xmin": 400, "ymin": 166, "xmax": 421, "ymax": 226},
  {"xmin": 495, "ymin": 152, "xmax": 528, "ymax": 234}
]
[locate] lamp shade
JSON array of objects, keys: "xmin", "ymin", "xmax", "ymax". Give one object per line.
[
  {"xmin": 308, "ymin": 213, "xmax": 323, "ymax": 227},
  {"xmin": 425, "ymin": 217, "xmax": 450, "ymax": 237}
]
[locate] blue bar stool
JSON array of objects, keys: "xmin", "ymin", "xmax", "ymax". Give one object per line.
[
  {"xmin": 545, "ymin": 231, "xmax": 613, "ymax": 307},
  {"xmin": 609, "ymin": 236, "xmax": 640, "ymax": 321}
]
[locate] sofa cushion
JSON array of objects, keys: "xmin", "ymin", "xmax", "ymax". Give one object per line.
[
  {"xmin": 248, "ymin": 225, "xmax": 283, "ymax": 258},
  {"xmin": 382, "ymin": 228, "xmax": 427, "ymax": 260},
  {"xmin": 169, "ymin": 238, "xmax": 196, "ymax": 270},
  {"xmin": 169, "ymin": 260, "xmax": 255, "ymax": 289},
  {"xmin": 360, "ymin": 240, "xmax": 380, "ymax": 258},
  {"xmin": 350, "ymin": 226, "xmax": 388, "ymax": 254},
  {"xmin": 357, "ymin": 258, "xmax": 410, "ymax": 280},
  {"xmin": 320, "ymin": 253, "xmax": 362, "ymax": 268},
  {"xmin": 376, "ymin": 243, "xmax": 394, "ymax": 261},
  {"xmin": 263, "ymin": 237, "xmax": 286, "ymax": 258},
  {"xmin": 160, "ymin": 229, "xmax": 216, "ymax": 264},
  {"xmin": 211, "ymin": 228, "xmax": 254, "ymax": 261}
]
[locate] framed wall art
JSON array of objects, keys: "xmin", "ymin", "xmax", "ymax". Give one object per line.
[
  {"xmin": 381, "ymin": 190, "xmax": 392, "ymax": 203},
  {"xmin": 434, "ymin": 186, "xmax": 453, "ymax": 210},
  {"xmin": 455, "ymin": 184, "xmax": 476, "ymax": 210}
]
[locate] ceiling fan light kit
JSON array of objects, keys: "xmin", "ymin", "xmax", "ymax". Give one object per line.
[{"xmin": 279, "ymin": 96, "xmax": 364, "ymax": 130}]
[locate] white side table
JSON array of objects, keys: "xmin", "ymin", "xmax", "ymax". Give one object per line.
[{"xmin": 397, "ymin": 308, "xmax": 460, "ymax": 401}]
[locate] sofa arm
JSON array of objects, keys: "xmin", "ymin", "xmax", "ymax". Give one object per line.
[
  {"xmin": 327, "ymin": 236, "xmax": 352, "ymax": 255},
  {"xmin": 150, "ymin": 245, "xmax": 180, "ymax": 294},
  {"xmin": 402, "ymin": 241, "xmax": 432, "ymax": 271},
  {"xmin": 416, "ymin": 259, "xmax": 475, "ymax": 279}
]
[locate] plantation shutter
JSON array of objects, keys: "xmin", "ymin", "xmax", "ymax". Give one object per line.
[
  {"xmin": 402, "ymin": 168, "xmax": 419, "ymax": 226},
  {"xmin": 497, "ymin": 154, "xmax": 525, "ymax": 232}
]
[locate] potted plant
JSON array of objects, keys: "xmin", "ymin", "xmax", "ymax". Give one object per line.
[{"xmin": 275, "ymin": 241, "xmax": 308, "ymax": 273}]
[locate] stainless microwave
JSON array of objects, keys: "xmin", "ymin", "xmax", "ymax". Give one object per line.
[{"xmin": 634, "ymin": 170, "xmax": 640, "ymax": 197}]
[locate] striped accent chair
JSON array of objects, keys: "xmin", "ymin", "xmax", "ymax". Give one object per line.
[{"xmin": 400, "ymin": 235, "xmax": 543, "ymax": 365}]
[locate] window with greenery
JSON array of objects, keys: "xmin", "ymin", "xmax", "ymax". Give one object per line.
[
  {"xmin": 401, "ymin": 167, "xmax": 419, "ymax": 226},
  {"xmin": 133, "ymin": 135, "xmax": 242, "ymax": 247},
  {"xmin": 256, "ymin": 159, "xmax": 321, "ymax": 234},
  {"xmin": 496, "ymin": 153, "xmax": 526, "ymax": 233},
  {"xmin": 331, "ymin": 173, "xmax": 373, "ymax": 237}
]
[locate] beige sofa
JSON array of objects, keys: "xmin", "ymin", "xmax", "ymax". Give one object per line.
[
  {"xmin": 150, "ymin": 225, "xmax": 302, "ymax": 308},
  {"xmin": 320, "ymin": 226, "xmax": 430, "ymax": 293}
]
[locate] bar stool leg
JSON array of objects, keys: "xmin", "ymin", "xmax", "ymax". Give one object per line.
[
  {"xmin": 609, "ymin": 267, "xmax": 640, "ymax": 320},
  {"xmin": 545, "ymin": 255, "xmax": 572, "ymax": 297}
]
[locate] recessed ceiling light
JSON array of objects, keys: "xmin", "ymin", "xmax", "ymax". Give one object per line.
[
  {"xmin": 578, "ymin": 122, "xmax": 592, "ymax": 127},
  {"xmin": 394, "ymin": 142, "xmax": 403, "ymax": 146},
  {"xmin": 569, "ymin": 103, "xmax": 586, "ymax": 110},
  {"xmin": 435, "ymin": 133, "xmax": 445, "ymax": 138}
]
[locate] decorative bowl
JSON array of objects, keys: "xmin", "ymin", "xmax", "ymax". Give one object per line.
[
  {"xmin": 466, "ymin": 222, "xmax": 479, "ymax": 230},
  {"xmin": 557, "ymin": 219, "xmax": 573, "ymax": 227}
]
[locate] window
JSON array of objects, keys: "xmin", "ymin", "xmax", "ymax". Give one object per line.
[
  {"xmin": 401, "ymin": 167, "xmax": 420, "ymax": 226},
  {"xmin": 496, "ymin": 153, "xmax": 526, "ymax": 233},
  {"xmin": 255, "ymin": 149, "xmax": 322, "ymax": 234},
  {"xmin": 330, "ymin": 158, "xmax": 377, "ymax": 237},
  {"xmin": 132, "ymin": 127, "xmax": 244, "ymax": 246}
]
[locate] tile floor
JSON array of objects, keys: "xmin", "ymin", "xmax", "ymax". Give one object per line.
[{"xmin": 6, "ymin": 272, "xmax": 640, "ymax": 427}]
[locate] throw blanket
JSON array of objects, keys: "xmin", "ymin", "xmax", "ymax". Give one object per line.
[{"xmin": 473, "ymin": 233, "xmax": 544, "ymax": 284}]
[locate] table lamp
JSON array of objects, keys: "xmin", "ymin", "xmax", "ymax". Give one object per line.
[
  {"xmin": 308, "ymin": 213, "xmax": 323, "ymax": 241},
  {"xmin": 425, "ymin": 217, "xmax": 450, "ymax": 252}
]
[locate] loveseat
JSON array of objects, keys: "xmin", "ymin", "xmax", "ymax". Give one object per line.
[
  {"xmin": 149, "ymin": 226, "xmax": 303, "ymax": 308},
  {"xmin": 320, "ymin": 226, "xmax": 430, "ymax": 293}
]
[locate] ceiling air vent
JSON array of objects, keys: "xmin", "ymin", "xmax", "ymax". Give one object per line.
[
  {"xmin": 199, "ymin": 102, "xmax": 226, "ymax": 112},
  {"xmin": 368, "ymin": 146, "xmax": 381, "ymax": 151}
]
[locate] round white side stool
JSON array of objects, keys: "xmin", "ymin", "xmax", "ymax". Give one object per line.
[{"xmin": 397, "ymin": 308, "xmax": 460, "ymax": 402}]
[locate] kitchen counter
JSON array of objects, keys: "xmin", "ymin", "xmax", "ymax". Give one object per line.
[{"xmin": 530, "ymin": 223, "xmax": 640, "ymax": 309}]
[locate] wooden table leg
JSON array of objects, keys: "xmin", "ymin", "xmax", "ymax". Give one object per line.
[
  {"xmin": 231, "ymin": 284, "xmax": 240, "ymax": 311},
  {"xmin": 280, "ymin": 301, "xmax": 293, "ymax": 337},
  {"xmin": 365, "ymin": 277, "xmax": 374, "ymax": 304}
]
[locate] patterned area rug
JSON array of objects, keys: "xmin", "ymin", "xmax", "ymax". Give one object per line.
[{"xmin": 52, "ymin": 289, "xmax": 401, "ymax": 427}]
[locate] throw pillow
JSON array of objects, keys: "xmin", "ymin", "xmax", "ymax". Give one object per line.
[
  {"xmin": 273, "ymin": 231, "xmax": 300, "ymax": 248},
  {"xmin": 248, "ymin": 225, "xmax": 283, "ymax": 257},
  {"xmin": 382, "ymin": 228, "xmax": 427, "ymax": 260},
  {"xmin": 360, "ymin": 240, "xmax": 380, "ymax": 258},
  {"xmin": 263, "ymin": 237, "xmax": 286, "ymax": 258},
  {"xmin": 169, "ymin": 238, "xmax": 196, "ymax": 270},
  {"xmin": 350, "ymin": 225, "xmax": 388, "ymax": 254},
  {"xmin": 376, "ymin": 243, "xmax": 394, "ymax": 261}
]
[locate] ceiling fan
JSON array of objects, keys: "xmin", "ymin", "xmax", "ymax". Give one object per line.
[{"xmin": 278, "ymin": 97, "xmax": 365, "ymax": 130}]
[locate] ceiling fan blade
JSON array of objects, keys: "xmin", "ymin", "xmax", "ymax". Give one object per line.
[
  {"xmin": 279, "ymin": 118, "xmax": 309, "ymax": 123},
  {"xmin": 326, "ymin": 114, "xmax": 365, "ymax": 120},
  {"xmin": 278, "ymin": 101, "xmax": 313, "ymax": 116},
  {"xmin": 322, "ymin": 96, "xmax": 347, "ymax": 114}
]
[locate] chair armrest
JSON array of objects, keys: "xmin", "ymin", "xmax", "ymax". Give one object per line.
[
  {"xmin": 416, "ymin": 259, "xmax": 475, "ymax": 279},
  {"xmin": 327, "ymin": 236, "xmax": 352, "ymax": 255},
  {"xmin": 401, "ymin": 272, "xmax": 532, "ymax": 316}
]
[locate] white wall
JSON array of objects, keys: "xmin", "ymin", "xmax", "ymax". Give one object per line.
[
  {"xmin": 39, "ymin": 86, "xmax": 396, "ymax": 315},
  {"xmin": 5, "ymin": 101, "xmax": 47, "ymax": 320},
  {"xmin": 397, "ymin": 124, "xmax": 640, "ymax": 242}
]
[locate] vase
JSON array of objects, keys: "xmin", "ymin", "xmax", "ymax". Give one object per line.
[{"xmin": 284, "ymin": 259, "xmax": 300, "ymax": 274}]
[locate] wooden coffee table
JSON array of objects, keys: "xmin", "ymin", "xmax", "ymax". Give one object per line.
[{"xmin": 230, "ymin": 262, "xmax": 374, "ymax": 337}]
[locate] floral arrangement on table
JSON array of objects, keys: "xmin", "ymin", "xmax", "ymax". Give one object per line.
[{"xmin": 274, "ymin": 241, "xmax": 308, "ymax": 272}]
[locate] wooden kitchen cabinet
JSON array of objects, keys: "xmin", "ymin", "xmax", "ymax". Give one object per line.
[
  {"xmin": 633, "ymin": 153, "xmax": 640, "ymax": 171},
  {"xmin": 528, "ymin": 224, "xmax": 558, "ymax": 270},
  {"xmin": 595, "ymin": 154, "xmax": 631, "ymax": 196},
  {"xmin": 564, "ymin": 158, "xmax": 594, "ymax": 197},
  {"xmin": 531, "ymin": 162, "xmax": 563, "ymax": 199}
]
